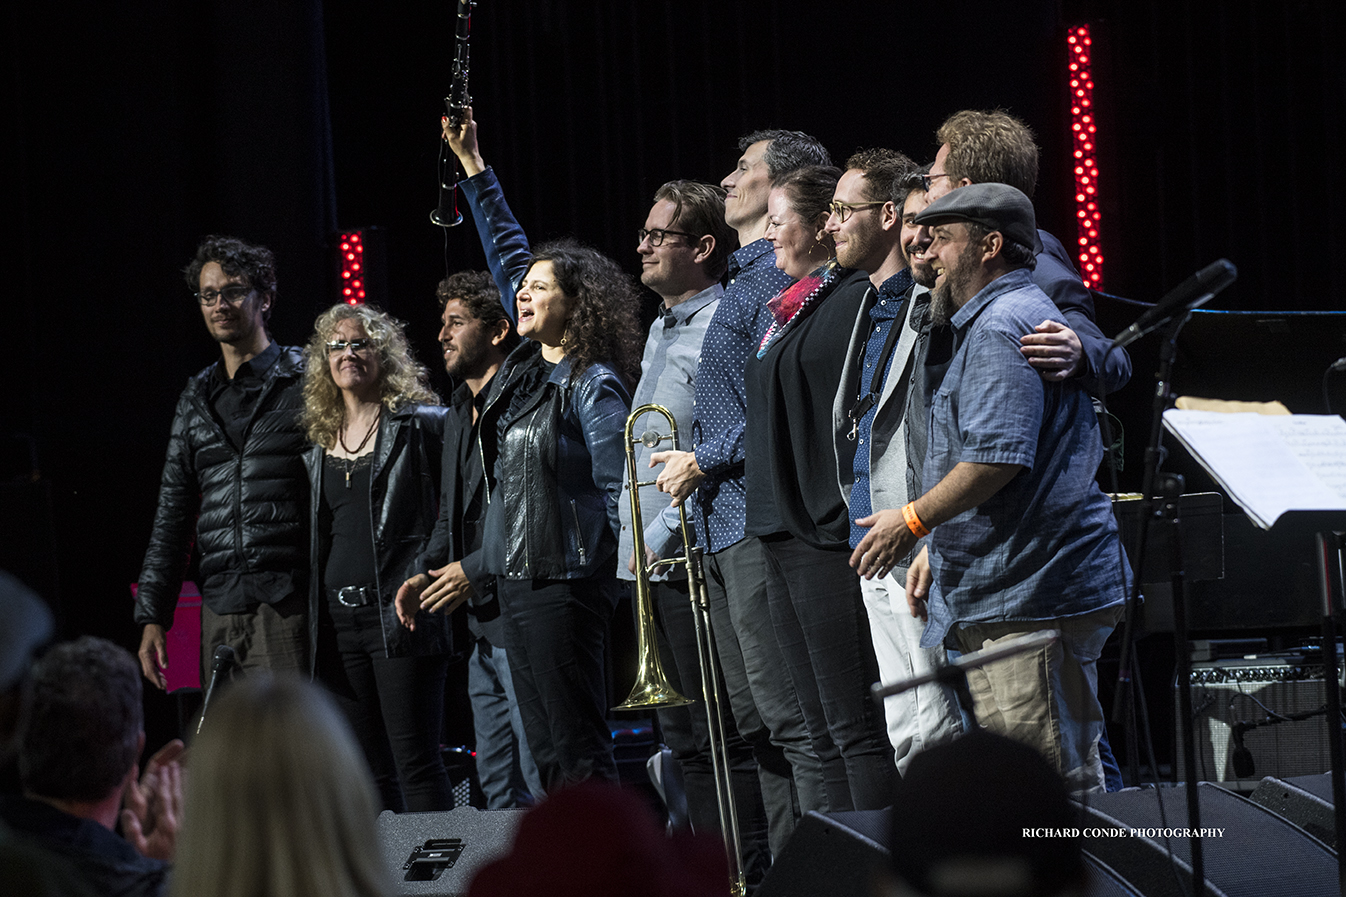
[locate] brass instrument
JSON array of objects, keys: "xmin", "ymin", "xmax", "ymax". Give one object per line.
[{"xmin": 613, "ymin": 403, "xmax": 747, "ymax": 897}]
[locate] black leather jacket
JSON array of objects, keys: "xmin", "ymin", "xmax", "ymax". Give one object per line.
[
  {"xmin": 135, "ymin": 346, "xmax": 308, "ymax": 626},
  {"xmin": 479, "ymin": 343, "xmax": 630, "ymax": 581},
  {"xmin": 303, "ymin": 403, "xmax": 451, "ymax": 661},
  {"xmin": 460, "ymin": 166, "xmax": 631, "ymax": 580}
]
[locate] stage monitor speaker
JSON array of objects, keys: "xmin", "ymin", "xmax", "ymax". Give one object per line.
[
  {"xmin": 377, "ymin": 807, "xmax": 525, "ymax": 896},
  {"xmin": 758, "ymin": 809, "xmax": 888, "ymax": 897},
  {"xmin": 757, "ymin": 807, "xmax": 1150, "ymax": 897},
  {"xmin": 1076, "ymin": 782, "xmax": 1338, "ymax": 897},
  {"xmin": 1249, "ymin": 773, "xmax": 1338, "ymax": 850},
  {"xmin": 1177, "ymin": 655, "xmax": 1334, "ymax": 785}
]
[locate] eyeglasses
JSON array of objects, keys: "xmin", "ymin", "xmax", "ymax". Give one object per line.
[
  {"xmin": 920, "ymin": 172, "xmax": 952, "ymax": 191},
  {"xmin": 637, "ymin": 227, "xmax": 698, "ymax": 247},
  {"xmin": 195, "ymin": 285, "xmax": 254, "ymax": 307},
  {"xmin": 827, "ymin": 200, "xmax": 885, "ymax": 224},
  {"xmin": 325, "ymin": 339, "xmax": 374, "ymax": 355}
]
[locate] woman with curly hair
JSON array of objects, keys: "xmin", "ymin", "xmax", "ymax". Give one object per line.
[
  {"xmin": 299, "ymin": 302, "xmax": 453, "ymax": 811},
  {"xmin": 416, "ymin": 107, "xmax": 638, "ymax": 789}
]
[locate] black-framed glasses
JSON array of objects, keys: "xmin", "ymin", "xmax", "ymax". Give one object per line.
[
  {"xmin": 827, "ymin": 200, "xmax": 885, "ymax": 224},
  {"xmin": 325, "ymin": 338, "xmax": 374, "ymax": 355},
  {"xmin": 920, "ymin": 172, "xmax": 952, "ymax": 191},
  {"xmin": 637, "ymin": 227, "xmax": 698, "ymax": 247},
  {"xmin": 195, "ymin": 285, "xmax": 254, "ymax": 307}
]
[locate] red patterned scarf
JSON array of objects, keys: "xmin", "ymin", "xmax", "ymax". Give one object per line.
[{"xmin": 757, "ymin": 259, "xmax": 843, "ymax": 358}]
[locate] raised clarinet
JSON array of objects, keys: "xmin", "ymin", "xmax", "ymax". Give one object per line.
[{"xmin": 430, "ymin": 0, "xmax": 476, "ymax": 228}]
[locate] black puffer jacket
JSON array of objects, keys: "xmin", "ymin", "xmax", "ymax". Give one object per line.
[
  {"xmin": 135, "ymin": 347, "xmax": 309, "ymax": 626},
  {"xmin": 303, "ymin": 403, "xmax": 452, "ymax": 661}
]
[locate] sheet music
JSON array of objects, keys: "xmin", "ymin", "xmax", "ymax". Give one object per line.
[{"xmin": 1162, "ymin": 410, "xmax": 1346, "ymax": 529}]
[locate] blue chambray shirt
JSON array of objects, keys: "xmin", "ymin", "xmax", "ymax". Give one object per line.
[
  {"xmin": 919, "ymin": 269, "xmax": 1130, "ymax": 648},
  {"xmin": 618, "ymin": 284, "xmax": 722, "ymax": 580},
  {"xmin": 690, "ymin": 240, "xmax": 794, "ymax": 554}
]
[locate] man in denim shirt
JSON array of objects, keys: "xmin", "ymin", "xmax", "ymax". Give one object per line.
[
  {"xmin": 895, "ymin": 184, "xmax": 1129, "ymax": 793},
  {"xmin": 650, "ymin": 130, "xmax": 834, "ymax": 854}
]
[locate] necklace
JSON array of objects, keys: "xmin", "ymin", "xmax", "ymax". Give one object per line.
[{"xmin": 337, "ymin": 406, "xmax": 382, "ymax": 487}]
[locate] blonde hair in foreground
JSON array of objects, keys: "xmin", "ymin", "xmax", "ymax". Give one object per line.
[{"xmin": 172, "ymin": 674, "xmax": 391, "ymax": 897}]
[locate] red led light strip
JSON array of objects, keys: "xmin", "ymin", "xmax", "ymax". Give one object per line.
[
  {"xmin": 339, "ymin": 231, "xmax": 366, "ymax": 304},
  {"xmin": 1067, "ymin": 25, "xmax": 1103, "ymax": 290}
]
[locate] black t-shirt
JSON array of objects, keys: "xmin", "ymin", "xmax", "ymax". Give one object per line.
[{"xmin": 321, "ymin": 454, "xmax": 377, "ymax": 589}]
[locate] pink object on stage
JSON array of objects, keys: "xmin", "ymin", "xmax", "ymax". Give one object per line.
[{"xmin": 129, "ymin": 581, "xmax": 202, "ymax": 691}]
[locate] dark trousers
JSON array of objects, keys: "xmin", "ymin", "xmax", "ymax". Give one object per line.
[
  {"xmin": 653, "ymin": 578, "xmax": 771, "ymax": 887},
  {"xmin": 705, "ymin": 537, "xmax": 828, "ymax": 856},
  {"xmin": 316, "ymin": 601, "xmax": 453, "ymax": 812},
  {"xmin": 199, "ymin": 591, "xmax": 308, "ymax": 684},
  {"xmin": 762, "ymin": 535, "xmax": 895, "ymax": 811},
  {"xmin": 499, "ymin": 572, "xmax": 620, "ymax": 791}
]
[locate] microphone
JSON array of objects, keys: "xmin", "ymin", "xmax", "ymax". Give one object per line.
[
  {"xmin": 196, "ymin": 644, "xmax": 237, "ymax": 736},
  {"xmin": 1230, "ymin": 722, "xmax": 1256, "ymax": 778},
  {"xmin": 1111, "ymin": 259, "xmax": 1237, "ymax": 349},
  {"xmin": 872, "ymin": 629, "xmax": 1058, "ymax": 701}
]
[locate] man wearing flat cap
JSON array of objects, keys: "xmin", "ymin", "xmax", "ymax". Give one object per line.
[{"xmin": 880, "ymin": 183, "xmax": 1129, "ymax": 794}]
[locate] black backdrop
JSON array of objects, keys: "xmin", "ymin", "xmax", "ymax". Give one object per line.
[{"xmin": 5, "ymin": 0, "xmax": 1344, "ymax": 648}]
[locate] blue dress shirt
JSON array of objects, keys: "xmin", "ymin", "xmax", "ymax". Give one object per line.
[{"xmin": 689, "ymin": 239, "xmax": 793, "ymax": 553}]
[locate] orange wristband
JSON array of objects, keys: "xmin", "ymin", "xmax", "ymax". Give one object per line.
[{"xmin": 902, "ymin": 502, "xmax": 930, "ymax": 538}]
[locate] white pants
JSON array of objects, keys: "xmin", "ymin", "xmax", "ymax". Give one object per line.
[{"xmin": 860, "ymin": 571, "xmax": 964, "ymax": 774}]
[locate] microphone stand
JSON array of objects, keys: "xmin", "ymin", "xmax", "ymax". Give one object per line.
[
  {"xmin": 873, "ymin": 629, "xmax": 1061, "ymax": 726},
  {"xmin": 1109, "ymin": 311, "xmax": 1206, "ymax": 894}
]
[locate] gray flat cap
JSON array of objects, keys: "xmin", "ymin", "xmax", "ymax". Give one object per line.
[{"xmin": 914, "ymin": 182, "xmax": 1039, "ymax": 253}]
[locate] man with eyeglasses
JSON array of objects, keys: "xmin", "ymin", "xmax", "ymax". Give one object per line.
[
  {"xmin": 926, "ymin": 110, "xmax": 1130, "ymax": 395},
  {"xmin": 617, "ymin": 179, "xmax": 771, "ymax": 885},
  {"xmin": 823, "ymin": 152, "xmax": 965, "ymax": 776},
  {"xmin": 134, "ymin": 235, "xmax": 310, "ymax": 690},
  {"xmin": 649, "ymin": 130, "xmax": 833, "ymax": 859}
]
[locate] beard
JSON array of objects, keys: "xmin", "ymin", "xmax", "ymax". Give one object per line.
[
  {"xmin": 835, "ymin": 219, "xmax": 880, "ymax": 271},
  {"xmin": 444, "ymin": 338, "xmax": 488, "ymax": 381},
  {"xmin": 929, "ymin": 240, "xmax": 982, "ymax": 325},
  {"xmin": 909, "ymin": 255, "xmax": 937, "ymax": 289}
]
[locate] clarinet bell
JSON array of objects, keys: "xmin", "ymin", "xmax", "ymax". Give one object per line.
[{"xmin": 430, "ymin": 184, "xmax": 464, "ymax": 228}]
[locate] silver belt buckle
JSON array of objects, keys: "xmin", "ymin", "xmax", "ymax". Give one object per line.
[{"xmin": 338, "ymin": 586, "xmax": 367, "ymax": 607}]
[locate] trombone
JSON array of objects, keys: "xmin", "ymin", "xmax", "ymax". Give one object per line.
[{"xmin": 614, "ymin": 403, "xmax": 747, "ymax": 897}]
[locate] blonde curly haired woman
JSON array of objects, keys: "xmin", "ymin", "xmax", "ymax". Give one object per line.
[{"xmin": 300, "ymin": 302, "xmax": 452, "ymax": 812}]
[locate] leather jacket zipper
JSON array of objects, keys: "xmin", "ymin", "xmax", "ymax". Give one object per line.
[{"xmin": 569, "ymin": 499, "xmax": 587, "ymax": 565}]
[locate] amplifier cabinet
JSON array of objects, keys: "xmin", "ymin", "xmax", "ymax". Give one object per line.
[{"xmin": 1176, "ymin": 655, "xmax": 1336, "ymax": 784}]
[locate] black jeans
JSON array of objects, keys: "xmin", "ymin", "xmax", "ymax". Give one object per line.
[
  {"xmin": 761, "ymin": 535, "xmax": 895, "ymax": 811},
  {"xmin": 316, "ymin": 600, "xmax": 453, "ymax": 812},
  {"xmin": 498, "ymin": 572, "xmax": 620, "ymax": 790}
]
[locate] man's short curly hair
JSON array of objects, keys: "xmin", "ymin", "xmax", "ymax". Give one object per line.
[
  {"xmin": 845, "ymin": 148, "xmax": 922, "ymax": 209},
  {"xmin": 739, "ymin": 129, "xmax": 832, "ymax": 180},
  {"xmin": 19, "ymin": 636, "xmax": 143, "ymax": 802},
  {"xmin": 436, "ymin": 270, "xmax": 520, "ymax": 353},
  {"xmin": 936, "ymin": 110, "xmax": 1040, "ymax": 199},
  {"xmin": 184, "ymin": 235, "xmax": 278, "ymax": 323},
  {"xmin": 652, "ymin": 180, "xmax": 738, "ymax": 280},
  {"xmin": 528, "ymin": 240, "xmax": 642, "ymax": 390}
]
